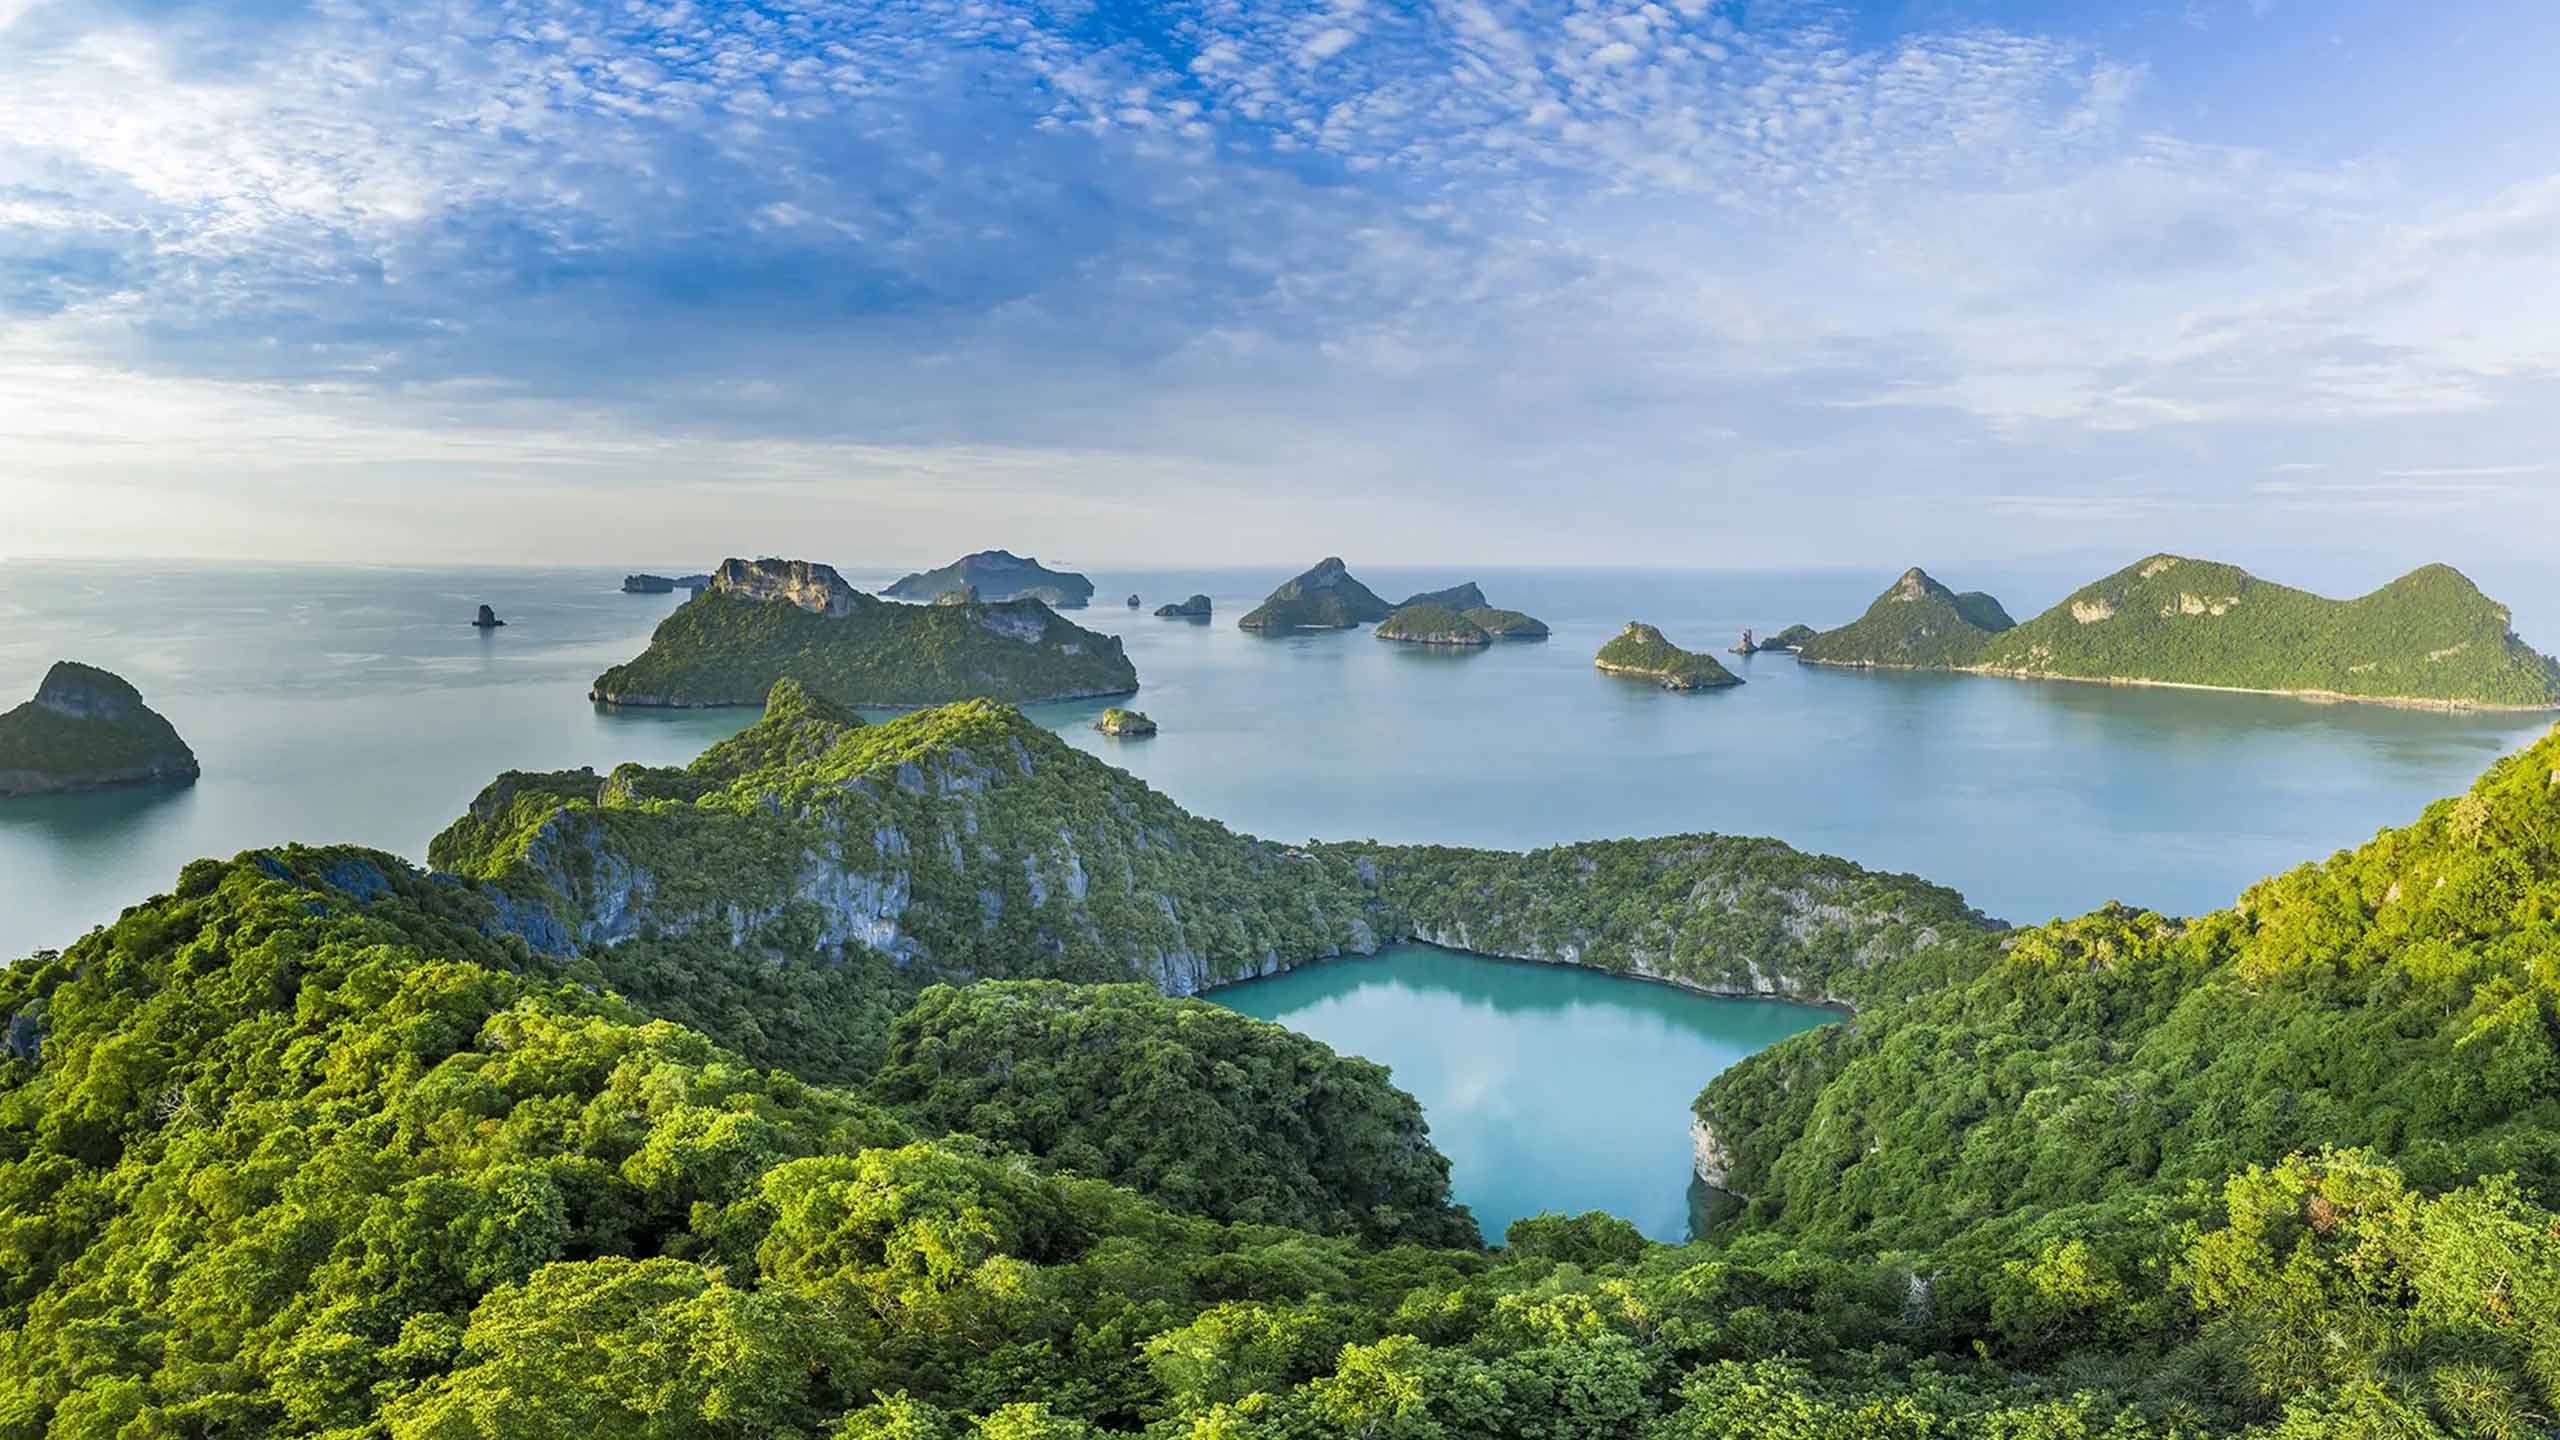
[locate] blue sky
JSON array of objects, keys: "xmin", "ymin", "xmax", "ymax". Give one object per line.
[{"xmin": 2, "ymin": 0, "xmax": 2555, "ymax": 574}]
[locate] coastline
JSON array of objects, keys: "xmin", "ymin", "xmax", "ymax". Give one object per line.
[
  {"xmin": 588, "ymin": 683, "xmax": 1142, "ymax": 709},
  {"xmin": 1796, "ymin": 656, "xmax": 2560, "ymax": 713}
]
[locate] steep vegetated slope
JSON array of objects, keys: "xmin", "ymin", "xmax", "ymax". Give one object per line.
[
  {"xmin": 1796, "ymin": 567, "xmax": 2016, "ymax": 669},
  {"xmin": 870, "ymin": 981, "xmax": 1476, "ymax": 1246},
  {"xmin": 1975, "ymin": 555, "xmax": 2560, "ymax": 706},
  {"xmin": 430, "ymin": 681, "xmax": 1981, "ymax": 1081},
  {"xmin": 0, "ymin": 662, "xmax": 200, "ymax": 798}
]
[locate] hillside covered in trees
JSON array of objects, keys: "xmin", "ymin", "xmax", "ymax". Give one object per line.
[{"xmin": 3, "ymin": 689, "xmax": 2559, "ymax": 1436}]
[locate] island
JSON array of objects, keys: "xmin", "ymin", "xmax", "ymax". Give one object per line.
[
  {"xmin": 1398, "ymin": 581, "xmax": 1489, "ymax": 610},
  {"xmin": 883, "ymin": 549, "xmax": 1096, "ymax": 608},
  {"xmin": 1093, "ymin": 706, "xmax": 1157, "ymax": 736},
  {"xmin": 1795, "ymin": 567, "xmax": 2016, "ymax": 669},
  {"xmin": 1732, "ymin": 624, "xmax": 1814, "ymax": 655},
  {"xmin": 589, "ymin": 556, "xmax": 1139, "ymax": 708},
  {"xmin": 1594, "ymin": 622, "xmax": 1743, "ymax": 689},
  {"xmin": 620, "ymin": 574, "xmax": 677, "ymax": 594},
  {"xmin": 1798, "ymin": 556, "xmax": 2560, "ymax": 708},
  {"xmin": 1374, "ymin": 604, "xmax": 1491, "ymax": 646},
  {"xmin": 1154, "ymin": 593, "xmax": 1212, "ymax": 618},
  {"xmin": 471, "ymin": 604, "xmax": 506, "ymax": 629},
  {"xmin": 1237, "ymin": 557, "xmax": 1395, "ymax": 630},
  {"xmin": 1462, "ymin": 607, "xmax": 1551, "ymax": 640},
  {"xmin": 1125, "ymin": 593, "xmax": 1140, "ymax": 608},
  {"xmin": 0, "ymin": 661, "xmax": 201, "ymax": 798}
]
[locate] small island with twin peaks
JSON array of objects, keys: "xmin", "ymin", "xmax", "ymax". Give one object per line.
[
  {"xmin": 1595, "ymin": 623, "xmax": 1742, "ymax": 690},
  {"xmin": 590, "ymin": 557, "xmax": 1137, "ymax": 709},
  {"xmin": 883, "ymin": 549, "xmax": 1096, "ymax": 609},
  {"xmin": 0, "ymin": 662, "xmax": 201, "ymax": 798},
  {"xmin": 1237, "ymin": 557, "xmax": 1395, "ymax": 630},
  {"xmin": 1797, "ymin": 555, "xmax": 2560, "ymax": 709}
]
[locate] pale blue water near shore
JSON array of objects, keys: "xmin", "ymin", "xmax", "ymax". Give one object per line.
[
  {"xmin": 4, "ymin": 558, "xmax": 2552, "ymax": 1238},
  {"xmin": 1214, "ymin": 944, "xmax": 1834, "ymax": 1240}
]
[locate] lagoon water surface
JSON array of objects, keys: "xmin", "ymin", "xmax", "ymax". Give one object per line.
[{"xmin": 1213, "ymin": 945, "xmax": 1834, "ymax": 1241}]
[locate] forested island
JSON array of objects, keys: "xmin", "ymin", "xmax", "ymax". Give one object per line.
[
  {"xmin": 1801, "ymin": 556, "xmax": 2560, "ymax": 707},
  {"xmin": 1595, "ymin": 621, "xmax": 1743, "ymax": 689},
  {"xmin": 882, "ymin": 549, "xmax": 1096, "ymax": 608},
  {"xmin": 589, "ymin": 557, "xmax": 1137, "ymax": 708},
  {"xmin": 5, "ymin": 669, "xmax": 2559, "ymax": 1434},
  {"xmin": 0, "ymin": 661, "xmax": 200, "ymax": 798},
  {"xmin": 1236, "ymin": 556, "xmax": 1395, "ymax": 630}
]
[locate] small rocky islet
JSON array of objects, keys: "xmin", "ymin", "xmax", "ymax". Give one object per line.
[
  {"xmin": 1595, "ymin": 622, "xmax": 1743, "ymax": 690},
  {"xmin": 1154, "ymin": 593, "xmax": 1212, "ymax": 618},
  {"xmin": 0, "ymin": 662, "xmax": 201, "ymax": 798},
  {"xmin": 471, "ymin": 604, "xmax": 506, "ymax": 629},
  {"xmin": 1244, "ymin": 559, "xmax": 1550, "ymax": 641},
  {"xmin": 1093, "ymin": 706, "xmax": 1158, "ymax": 736}
]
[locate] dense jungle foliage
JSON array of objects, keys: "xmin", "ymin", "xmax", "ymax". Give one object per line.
[
  {"xmin": 0, "ymin": 662, "xmax": 199, "ymax": 795},
  {"xmin": 10, "ymin": 687, "xmax": 2560, "ymax": 1436}
]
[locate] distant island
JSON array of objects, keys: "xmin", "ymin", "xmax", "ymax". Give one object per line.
[
  {"xmin": 1238, "ymin": 557, "xmax": 1395, "ymax": 630},
  {"xmin": 1094, "ymin": 706, "xmax": 1157, "ymax": 736},
  {"xmin": 1154, "ymin": 594, "xmax": 1212, "ymax": 618},
  {"xmin": 1594, "ymin": 623, "xmax": 1742, "ymax": 690},
  {"xmin": 1398, "ymin": 581, "xmax": 1489, "ymax": 611},
  {"xmin": 0, "ymin": 662, "xmax": 201, "ymax": 798},
  {"xmin": 1796, "ymin": 567, "xmax": 2016, "ymax": 668},
  {"xmin": 1799, "ymin": 556, "xmax": 2560, "ymax": 709},
  {"xmin": 621, "ymin": 574, "xmax": 675, "ymax": 594},
  {"xmin": 883, "ymin": 550, "xmax": 1096, "ymax": 608},
  {"xmin": 590, "ymin": 557, "xmax": 1138, "ymax": 708},
  {"xmin": 1463, "ymin": 607, "xmax": 1550, "ymax": 640},
  {"xmin": 1374, "ymin": 604, "xmax": 1490, "ymax": 646}
]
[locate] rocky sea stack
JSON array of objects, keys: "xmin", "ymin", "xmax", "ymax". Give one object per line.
[
  {"xmin": 1595, "ymin": 623, "xmax": 1742, "ymax": 690},
  {"xmin": 472, "ymin": 604, "xmax": 506, "ymax": 629},
  {"xmin": 0, "ymin": 662, "xmax": 202, "ymax": 798},
  {"xmin": 884, "ymin": 550, "xmax": 1096, "ymax": 608},
  {"xmin": 1238, "ymin": 558, "xmax": 1394, "ymax": 630},
  {"xmin": 1375, "ymin": 604, "xmax": 1491, "ymax": 646},
  {"xmin": 590, "ymin": 557, "xmax": 1138, "ymax": 708},
  {"xmin": 1094, "ymin": 707, "xmax": 1158, "ymax": 736},
  {"xmin": 1155, "ymin": 594, "xmax": 1213, "ymax": 618}
]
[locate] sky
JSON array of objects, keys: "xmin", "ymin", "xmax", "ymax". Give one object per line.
[{"xmin": 2, "ymin": 0, "xmax": 2557, "ymax": 575}]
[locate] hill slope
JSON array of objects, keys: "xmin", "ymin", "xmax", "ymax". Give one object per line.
[
  {"xmin": 882, "ymin": 549, "xmax": 1096, "ymax": 608},
  {"xmin": 1595, "ymin": 622, "xmax": 1743, "ymax": 689},
  {"xmin": 1237, "ymin": 557, "xmax": 1395, "ymax": 630},
  {"xmin": 590, "ymin": 558, "xmax": 1137, "ymax": 708},
  {"xmin": 1796, "ymin": 567, "xmax": 2016, "ymax": 668},
  {"xmin": 1973, "ymin": 555, "xmax": 2560, "ymax": 707},
  {"xmin": 0, "ymin": 662, "xmax": 200, "ymax": 798}
]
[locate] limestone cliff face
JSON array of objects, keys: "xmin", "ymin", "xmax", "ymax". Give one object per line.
[
  {"xmin": 1691, "ymin": 1115, "xmax": 1738, "ymax": 1191},
  {"xmin": 714, "ymin": 557, "xmax": 863, "ymax": 617}
]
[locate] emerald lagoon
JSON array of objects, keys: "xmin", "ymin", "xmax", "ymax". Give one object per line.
[
  {"xmin": 1212, "ymin": 944, "xmax": 1835, "ymax": 1241},
  {"xmin": 5, "ymin": 559, "xmax": 2554, "ymax": 1236}
]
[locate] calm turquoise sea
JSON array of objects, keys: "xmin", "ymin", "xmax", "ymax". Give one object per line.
[{"xmin": 4, "ymin": 559, "xmax": 2550, "ymax": 1239}]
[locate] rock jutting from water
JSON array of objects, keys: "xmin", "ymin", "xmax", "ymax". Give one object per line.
[
  {"xmin": 1155, "ymin": 594, "xmax": 1213, "ymax": 618},
  {"xmin": 1126, "ymin": 593, "xmax": 1141, "ymax": 608},
  {"xmin": 621, "ymin": 574, "xmax": 677, "ymax": 594},
  {"xmin": 0, "ymin": 662, "xmax": 202, "ymax": 799},
  {"xmin": 472, "ymin": 604, "xmax": 506, "ymax": 629}
]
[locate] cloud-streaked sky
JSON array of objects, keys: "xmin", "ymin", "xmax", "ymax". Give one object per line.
[{"xmin": 3, "ymin": 0, "xmax": 2556, "ymax": 570}]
